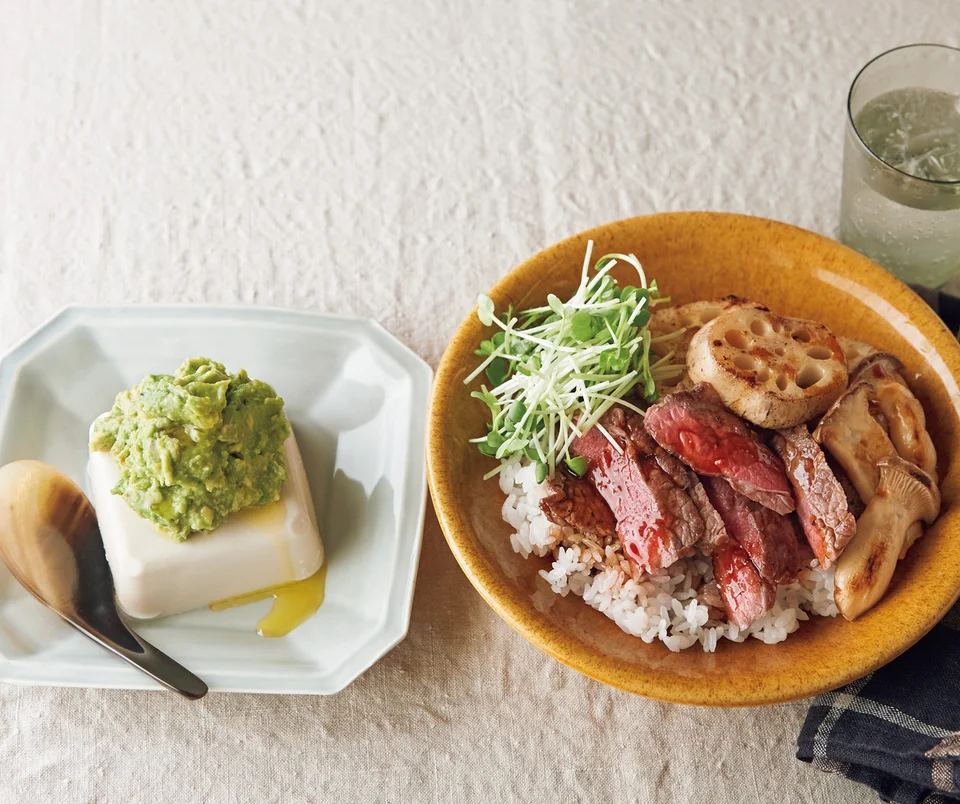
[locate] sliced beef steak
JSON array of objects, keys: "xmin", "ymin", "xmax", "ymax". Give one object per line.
[
  {"xmin": 571, "ymin": 407, "xmax": 703, "ymax": 574},
  {"xmin": 539, "ymin": 472, "xmax": 617, "ymax": 539},
  {"xmin": 713, "ymin": 540, "xmax": 776, "ymax": 629},
  {"xmin": 793, "ymin": 515, "xmax": 817, "ymax": 566},
  {"xmin": 643, "ymin": 383, "xmax": 795, "ymax": 515},
  {"xmin": 701, "ymin": 475, "xmax": 800, "ymax": 585},
  {"xmin": 609, "ymin": 405, "xmax": 729, "ymax": 555},
  {"xmin": 683, "ymin": 476, "xmax": 729, "ymax": 555},
  {"xmin": 772, "ymin": 426, "xmax": 857, "ymax": 569},
  {"xmin": 643, "ymin": 442, "xmax": 729, "ymax": 555}
]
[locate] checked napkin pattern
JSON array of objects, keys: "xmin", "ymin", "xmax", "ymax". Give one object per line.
[{"xmin": 798, "ymin": 605, "xmax": 960, "ymax": 803}]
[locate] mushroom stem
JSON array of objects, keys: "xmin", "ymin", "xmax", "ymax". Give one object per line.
[
  {"xmin": 901, "ymin": 522, "xmax": 923, "ymax": 560},
  {"xmin": 835, "ymin": 457, "xmax": 940, "ymax": 620}
]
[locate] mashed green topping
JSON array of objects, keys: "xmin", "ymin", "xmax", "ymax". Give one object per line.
[{"xmin": 90, "ymin": 357, "xmax": 291, "ymax": 541}]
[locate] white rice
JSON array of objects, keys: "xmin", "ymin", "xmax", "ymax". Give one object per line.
[{"xmin": 499, "ymin": 457, "xmax": 838, "ymax": 652}]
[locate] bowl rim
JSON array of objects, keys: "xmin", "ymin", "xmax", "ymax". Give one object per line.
[{"xmin": 427, "ymin": 211, "xmax": 960, "ymax": 706}]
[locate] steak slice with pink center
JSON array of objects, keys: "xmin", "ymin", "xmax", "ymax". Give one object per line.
[
  {"xmin": 571, "ymin": 407, "xmax": 703, "ymax": 574},
  {"xmin": 712, "ymin": 539, "xmax": 776, "ymax": 629},
  {"xmin": 625, "ymin": 420, "xmax": 730, "ymax": 556},
  {"xmin": 643, "ymin": 383, "xmax": 795, "ymax": 515},
  {"xmin": 701, "ymin": 475, "xmax": 800, "ymax": 585},
  {"xmin": 771, "ymin": 425, "xmax": 857, "ymax": 569}
]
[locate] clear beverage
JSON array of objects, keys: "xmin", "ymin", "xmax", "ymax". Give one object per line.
[
  {"xmin": 855, "ymin": 88, "xmax": 960, "ymax": 183},
  {"xmin": 839, "ymin": 46, "xmax": 960, "ymax": 289}
]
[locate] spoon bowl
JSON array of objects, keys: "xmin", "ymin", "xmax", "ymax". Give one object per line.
[{"xmin": 0, "ymin": 460, "xmax": 207, "ymax": 699}]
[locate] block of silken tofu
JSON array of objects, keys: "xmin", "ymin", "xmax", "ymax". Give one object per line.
[{"xmin": 87, "ymin": 430, "xmax": 324, "ymax": 619}]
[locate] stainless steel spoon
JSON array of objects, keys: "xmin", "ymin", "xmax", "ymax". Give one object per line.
[{"xmin": 0, "ymin": 460, "xmax": 207, "ymax": 699}]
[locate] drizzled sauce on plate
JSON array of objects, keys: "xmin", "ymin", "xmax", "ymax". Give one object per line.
[{"xmin": 210, "ymin": 563, "xmax": 327, "ymax": 638}]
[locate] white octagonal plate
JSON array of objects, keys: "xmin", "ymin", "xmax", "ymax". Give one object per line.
[{"xmin": 0, "ymin": 306, "xmax": 432, "ymax": 695}]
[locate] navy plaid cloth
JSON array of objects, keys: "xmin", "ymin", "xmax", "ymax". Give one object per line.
[
  {"xmin": 797, "ymin": 286, "xmax": 960, "ymax": 802},
  {"xmin": 798, "ymin": 604, "xmax": 960, "ymax": 803}
]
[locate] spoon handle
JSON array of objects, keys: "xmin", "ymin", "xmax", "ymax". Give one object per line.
[{"xmin": 70, "ymin": 617, "xmax": 208, "ymax": 700}]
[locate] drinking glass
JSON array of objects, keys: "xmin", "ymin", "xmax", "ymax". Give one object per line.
[{"xmin": 839, "ymin": 44, "xmax": 960, "ymax": 289}]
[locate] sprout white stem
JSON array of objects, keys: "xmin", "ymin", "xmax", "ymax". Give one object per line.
[{"xmin": 465, "ymin": 244, "xmax": 676, "ymax": 478}]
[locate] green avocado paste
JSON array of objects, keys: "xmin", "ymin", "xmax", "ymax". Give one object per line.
[{"xmin": 90, "ymin": 357, "xmax": 291, "ymax": 541}]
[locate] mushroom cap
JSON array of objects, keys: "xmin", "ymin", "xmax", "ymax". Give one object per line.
[
  {"xmin": 846, "ymin": 352, "xmax": 938, "ymax": 481},
  {"xmin": 850, "ymin": 351, "xmax": 906, "ymax": 386},
  {"xmin": 814, "ymin": 380, "xmax": 870, "ymax": 440},
  {"xmin": 876, "ymin": 455, "xmax": 940, "ymax": 524},
  {"xmin": 813, "ymin": 381, "xmax": 897, "ymax": 501}
]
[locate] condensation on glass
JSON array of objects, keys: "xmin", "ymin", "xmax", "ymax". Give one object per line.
[{"xmin": 839, "ymin": 44, "xmax": 960, "ymax": 289}]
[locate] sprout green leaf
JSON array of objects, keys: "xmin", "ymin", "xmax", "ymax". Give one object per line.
[
  {"xmin": 570, "ymin": 312, "xmax": 599, "ymax": 342},
  {"xmin": 466, "ymin": 241, "xmax": 679, "ymax": 480},
  {"xmin": 477, "ymin": 295, "xmax": 496, "ymax": 326},
  {"xmin": 485, "ymin": 357, "xmax": 510, "ymax": 387},
  {"xmin": 535, "ymin": 462, "xmax": 548, "ymax": 484},
  {"xmin": 565, "ymin": 456, "xmax": 589, "ymax": 477}
]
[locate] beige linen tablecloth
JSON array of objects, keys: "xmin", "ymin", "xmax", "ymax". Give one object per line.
[{"xmin": 1, "ymin": 2, "xmax": 958, "ymax": 801}]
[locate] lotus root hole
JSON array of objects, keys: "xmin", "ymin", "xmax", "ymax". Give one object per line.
[
  {"xmin": 734, "ymin": 354, "xmax": 759, "ymax": 372},
  {"xmin": 774, "ymin": 346, "xmax": 786, "ymax": 356},
  {"xmin": 750, "ymin": 319, "xmax": 770, "ymax": 336},
  {"xmin": 792, "ymin": 329, "xmax": 812, "ymax": 343},
  {"xmin": 725, "ymin": 330, "xmax": 748, "ymax": 349},
  {"xmin": 776, "ymin": 374, "xmax": 789, "ymax": 391},
  {"xmin": 679, "ymin": 315, "xmax": 695, "ymax": 327},
  {"xmin": 771, "ymin": 319, "xmax": 783, "ymax": 333},
  {"xmin": 807, "ymin": 345, "xmax": 833, "ymax": 360},
  {"xmin": 701, "ymin": 309, "xmax": 721, "ymax": 323},
  {"xmin": 757, "ymin": 366, "xmax": 772, "ymax": 382},
  {"xmin": 796, "ymin": 364, "xmax": 825, "ymax": 389}
]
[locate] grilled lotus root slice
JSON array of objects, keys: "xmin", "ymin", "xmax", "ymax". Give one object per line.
[
  {"xmin": 686, "ymin": 306, "xmax": 848, "ymax": 428},
  {"xmin": 649, "ymin": 296, "xmax": 763, "ymax": 367}
]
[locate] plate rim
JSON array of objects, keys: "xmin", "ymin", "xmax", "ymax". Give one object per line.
[{"xmin": 0, "ymin": 304, "xmax": 432, "ymax": 695}]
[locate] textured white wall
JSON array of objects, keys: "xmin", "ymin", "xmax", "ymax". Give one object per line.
[{"xmin": 0, "ymin": 2, "xmax": 958, "ymax": 802}]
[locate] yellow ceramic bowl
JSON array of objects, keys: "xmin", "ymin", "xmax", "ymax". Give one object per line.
[{"xmin": 428, "ymin": 212, "xmax": 960, "ymax": 706}]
